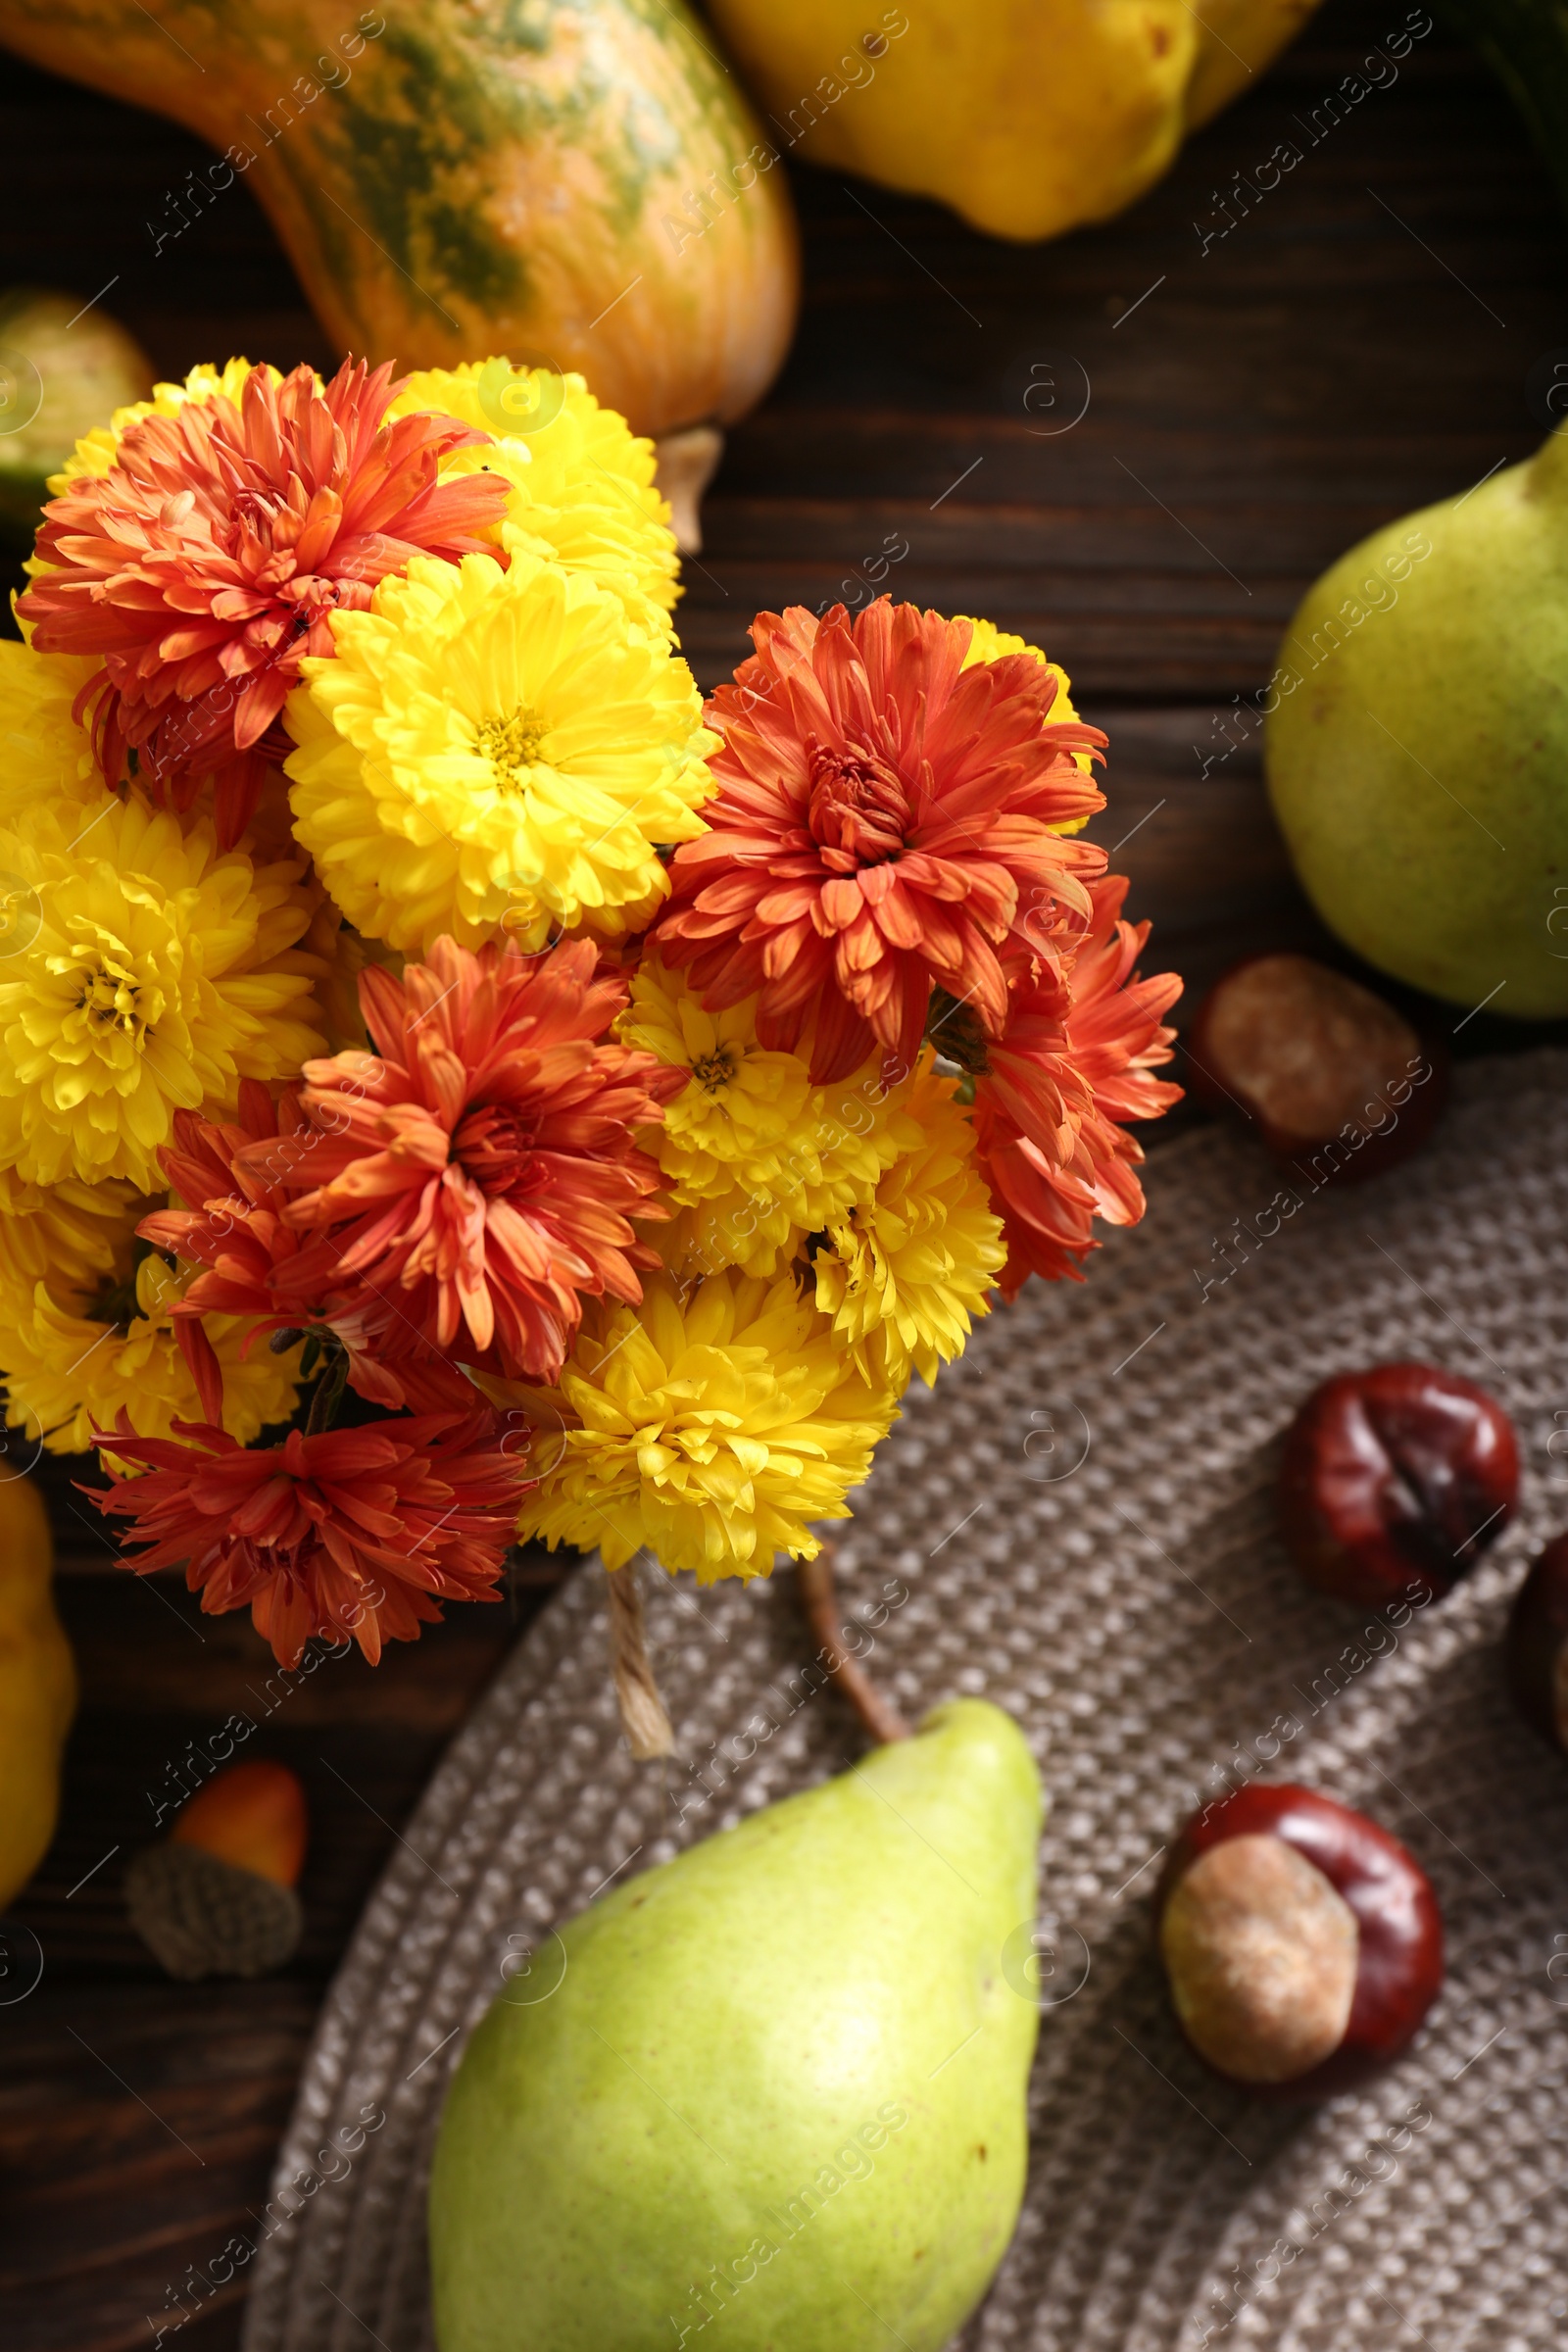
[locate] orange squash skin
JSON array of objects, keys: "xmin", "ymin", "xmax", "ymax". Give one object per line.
[{"xmin": 0, "ymin": 0, "xmax": 800, "ymax": 437}]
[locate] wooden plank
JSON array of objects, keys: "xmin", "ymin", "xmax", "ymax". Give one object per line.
[
  {"xmin": 0, "ymin": 1985, "xmax": 316, "ymax": 2352},
  {"xmin": 9, "ymin": 1559, "xmax": 563, "ymax": 1977}
]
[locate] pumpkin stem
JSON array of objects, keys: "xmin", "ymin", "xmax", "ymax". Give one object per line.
[{"xmin": 654, "ymin": 425, "xmax": 725, "ymax": 555}]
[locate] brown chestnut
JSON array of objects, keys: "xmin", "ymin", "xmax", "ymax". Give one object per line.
[
  {"xmin": 1155, "ymin": 1783, "xmax": 1444, "ymax": 2098},
  {"xmin": 1506, "ymin": 1533, "xmax": 1568, "ymax": 1753},
  {"xmin": 1279, "ymin": 1361, "xmax": 1519, "ymax": 1607},
  {"xmin": 1186, "ymin": 954, "xmax": 1446, "ymax": 1185}
]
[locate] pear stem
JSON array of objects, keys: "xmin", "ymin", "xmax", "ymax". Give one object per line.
[
  {"xmin": 796, "ymin": 1544, "xmax": 911, "ymax": 1746},
  {"xmin": 605, "ymin": 1559, "xmax": 674, "ymax": 1760}
]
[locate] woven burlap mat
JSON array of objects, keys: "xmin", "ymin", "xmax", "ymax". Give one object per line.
[{"xmin": 242, "ymin": 1049, "xmax": 1568, "ymax": 2352}]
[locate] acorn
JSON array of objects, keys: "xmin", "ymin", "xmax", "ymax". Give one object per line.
[{"xmin": 124, "ymin": 1760, "xmax": 307, "ymax": 1981}]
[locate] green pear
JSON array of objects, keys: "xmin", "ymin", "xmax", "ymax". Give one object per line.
[
  {"xmin": 0, "ymin": 286, "xmax": 153, "ymax": 548},
  {"xmin": 1264, "ymin": 428, "xmax": 1568, "ymax": 1017},
  {"xmin": 429, "ymin": 1697, "xmax": 1044, "ymax": 2352}
]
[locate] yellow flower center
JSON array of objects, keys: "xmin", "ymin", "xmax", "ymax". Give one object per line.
[
  {"xmin": 691, "ymin": 1043, "xmax": 741, "ymax": 1095},
  {"xmin": 76, "ymin": 963, "xmax": 146, "ymax": 1043},
  {"xmin": 476, "ymin": 705, "xmax": 550, "ymax": 786}
]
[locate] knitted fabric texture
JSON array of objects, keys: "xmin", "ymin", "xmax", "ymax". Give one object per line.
[{"xmin": 242, "ymin": 1051, "xmax": 1568, "ymax": 2352}]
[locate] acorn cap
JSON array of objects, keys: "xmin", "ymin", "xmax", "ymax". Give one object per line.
[
  {"xmin": 170, "ymin": 1758, "xmax": 308, "ymax": 1886},
  {"xmin": 124, "ymin": 1841, "xmax": 303, "ymax": 1981}
]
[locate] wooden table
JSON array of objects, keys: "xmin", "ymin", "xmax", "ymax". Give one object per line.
[{"xmin": 1, "ymin": 4, "xmax": 1563, "ymax": 2342}]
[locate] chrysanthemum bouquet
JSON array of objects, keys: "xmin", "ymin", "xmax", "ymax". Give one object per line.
[{"xmin": 0, "ymin": 350, "xmax": 1180, "ymax": 1737}]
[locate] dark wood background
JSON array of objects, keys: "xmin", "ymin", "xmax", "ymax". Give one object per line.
[{"xmin": 1, "ymin": 3, "xmax": 1564, "ymax": 2343}]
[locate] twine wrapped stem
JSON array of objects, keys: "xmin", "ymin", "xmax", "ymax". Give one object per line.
[{"xmin": 605, "ymin": 1557, "xmax": 674, "ymax": 1759}]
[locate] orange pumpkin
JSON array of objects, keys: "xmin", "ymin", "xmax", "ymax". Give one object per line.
[{"xmin": 0, "ymin": 0, "xmax": 800, "ymax": 439}]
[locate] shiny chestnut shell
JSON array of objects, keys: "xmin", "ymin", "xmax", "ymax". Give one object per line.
[
  {"xmin": 1279, "ymin": 1361, "xmax": 1519, "ymax": 1607},
  {"xmin": 1505, "ymin": 1533, "xmax": 1568, "ymax": 1754},
  {"xmin": 1156, "ymin": 1783, "xmax": 1444, "ymax": 2099},
  {"xmin": 1186, "ymin": 954, "xmax": 1446, "ymax": 1185}
]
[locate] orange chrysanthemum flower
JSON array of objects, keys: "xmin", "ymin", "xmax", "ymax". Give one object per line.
[
  {"xmin": 655, "ymin": 600, "xmax": 1108, "ymax": 1084},
  {"xmin": 246, "ymin": 937, "xmax": 683, "ymax": 1385},
  {"xmin": 966, "ymin": 877, "xmax": 1183, "ymax": 1296},
  {"xmin": 140, "ymin": 1079, "xmax": 468, "ymax": 1419},
  {"xmin": 20, "ymin": 360, "xmax": 509, "ymax": 845},
  {"xmin": 90, "ymin": 1412, "xmax": 528, "ymax": 1666}
]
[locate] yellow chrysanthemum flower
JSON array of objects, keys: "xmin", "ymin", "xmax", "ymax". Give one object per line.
[
  {"xmin": 0, "ymin": 796, "xmax": 324, "ymax": 1188},
  {"xmin": 812, "ymin": 1061, "xmax": 1006, "ymax": 1387},
  {"xmin": 0, "ymin": 1230, "xmax": 301, "ymax": 1458},
  {"xmin": 284, "ymin": 551, "xmax": 715, "ymax": 957},
  {"xmin": 288, "ymin": 877, "xmax": 404, "ymax": 1056},
  {"xmin": 0, "ymin": 637, "xmax": 120, "ymax": 820},
  {"xmin": 958, "ymin": 613, "xmax": 1093, "ymax": 827},
  {"xmin": 389, "ymin": 360, "xmax": 679, "ymax": 637},
  {"xmin": 45, "ymin": 358, "xmax": 272, "ymax": 490},
  {"xmin": 0, "ymin": 1167, "xmax": 140, "ymax": 1307},
  {"xmin": 618, "ymin": 957, "xmax": 924, "ymax": 1278},
  {"xmin": 219, "ymin": 780, "xmax": 396, "ymax": 1055},
  {"xmin": 495, "ymin": 1270, "xmax": 899, "ymax": 1581}
]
